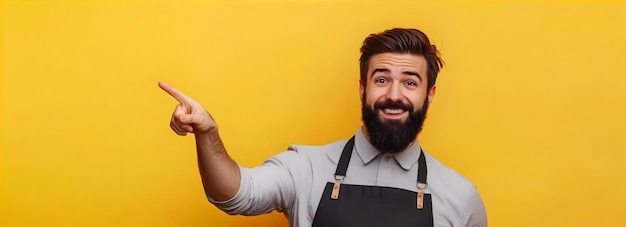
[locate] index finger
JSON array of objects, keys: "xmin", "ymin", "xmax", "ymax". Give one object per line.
[{"xmin": 158, "ymin": 81, "xmax": 189, "ymax": 102}]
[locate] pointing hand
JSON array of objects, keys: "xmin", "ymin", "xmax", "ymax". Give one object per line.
[{"xmin": 158, "ymin": 81, "xmax": 217, "ymax": 136}]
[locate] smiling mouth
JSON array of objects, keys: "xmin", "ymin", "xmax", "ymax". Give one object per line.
[
  {"xmin": 380, "ymin": 108, "xmax": 408, "ymax": 119},
  {"xmin": 384, "ymin": 108, "xmax": 405, "ymax": 115}
]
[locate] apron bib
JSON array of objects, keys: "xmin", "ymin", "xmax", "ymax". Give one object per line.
[{"xmin": 311, "ymin": 136, "xmax": 434, "ymax": 227}]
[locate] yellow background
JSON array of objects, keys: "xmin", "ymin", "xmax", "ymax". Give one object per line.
[{"xmin": 2, "ymin": 1, "xmax": 625, "ymax": 226}]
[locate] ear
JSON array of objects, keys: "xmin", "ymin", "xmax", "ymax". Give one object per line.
[
  {"xmin": 427, "ymin": 85, "xmax": 436, "ymax": 105},
  {"xmin": 359, "ymin": 80, "xmax": 365, "ymax": 102}
]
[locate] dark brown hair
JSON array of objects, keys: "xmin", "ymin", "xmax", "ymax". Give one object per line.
[{"xmin": 359, "ymin": 28, "xmax": 444, "ymax": 91}]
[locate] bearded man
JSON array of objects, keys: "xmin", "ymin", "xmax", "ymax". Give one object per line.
[{"xmin": 160, "ymin": 28, "xmax": 487, "ymax": 227}]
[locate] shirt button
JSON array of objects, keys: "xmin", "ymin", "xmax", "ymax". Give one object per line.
[{"xmin": 385, "ymin": 155, "xmax": 391, "ymax": 161}]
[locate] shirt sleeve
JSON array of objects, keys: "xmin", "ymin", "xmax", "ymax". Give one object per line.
[
  {"xmin": 207, "ymin": 150, "xmax": 301, "ymax": 216},
  {"xmin": 461, "ymin": 186, "xmax": 488, "ymax": 227}
]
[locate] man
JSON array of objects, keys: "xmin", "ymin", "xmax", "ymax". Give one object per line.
[{"xmin": 159, "ymin": 28, "xmax": 487, "ymax": 227}]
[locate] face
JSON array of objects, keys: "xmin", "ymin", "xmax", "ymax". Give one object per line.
[{"xmin": 360, "ymin": 53, "xmax": 436, "ymax": 153}]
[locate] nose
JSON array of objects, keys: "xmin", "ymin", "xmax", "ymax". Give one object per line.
[{"xmin": 386, "ymin": 82, "xmax": 402, "ymax": 101}]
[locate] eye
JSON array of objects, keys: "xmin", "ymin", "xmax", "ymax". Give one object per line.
[
  {"xmin": 375, "ymin": 77, "xmax": 387, "ymax": 84},
  {"xmin": 405, "ymin": 80, "xmax": 417, "ymax": 86}
]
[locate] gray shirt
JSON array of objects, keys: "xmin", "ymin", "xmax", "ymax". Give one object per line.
[{"xmin": 210, "ymin": 127, "xmax": 487, "ymax": 227}]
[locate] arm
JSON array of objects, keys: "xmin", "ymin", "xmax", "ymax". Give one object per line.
[
  {"xmin": 158, "ymin": 81, "xmax": 239, "ymax": 201},
  {"xmin": 462, "ymin": 186, "xmax": 488, "ymax": 227},
  {"xmin": 213, "ymin": 152, "xmax": 298, "ymax": 216}
]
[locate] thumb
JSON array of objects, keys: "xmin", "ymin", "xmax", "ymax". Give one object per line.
[{"xmin": 178, "ymin": 114, "xmax": 195, "ymax": 124}]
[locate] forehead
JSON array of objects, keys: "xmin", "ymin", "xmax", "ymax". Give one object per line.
[{"xmin": 368, "ymin": 53, "xmax": 427, "ymax": 75}]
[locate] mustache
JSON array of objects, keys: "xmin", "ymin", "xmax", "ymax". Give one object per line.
[{"xmin": 373, "ymin": 100, "xmax": 414, "ymax": 112}]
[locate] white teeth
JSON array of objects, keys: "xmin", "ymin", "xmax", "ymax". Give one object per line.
[{"xmin": 384, "ymin": 109, "xmax": 404, "ymax": 114}]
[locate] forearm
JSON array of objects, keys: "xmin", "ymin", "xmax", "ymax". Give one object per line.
[{"xmin": 195, "ymin": 129, "xmax": 241, "ymax": 201}]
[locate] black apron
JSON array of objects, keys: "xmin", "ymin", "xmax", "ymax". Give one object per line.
[{"xmin": 311, "ymin": 136, "xmax": 434, "ymax": 227}]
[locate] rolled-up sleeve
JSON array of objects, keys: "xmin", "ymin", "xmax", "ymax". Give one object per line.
[{"xmin": 207, "ymin": 150, "xmax": 301, "ymax": 216}]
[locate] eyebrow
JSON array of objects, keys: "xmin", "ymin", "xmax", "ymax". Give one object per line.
[
  {"xmin": 371, "ymin": 68, "xmax": 390, "ymax": 76},
  {"xmin": 371, "ymin": 68, "xmax": 422, "ymax": 82}
]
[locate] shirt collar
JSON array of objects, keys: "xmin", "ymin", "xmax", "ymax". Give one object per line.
[{"xmin": 354, "ymin": 127, "xmax": 421, "ymax": 171}]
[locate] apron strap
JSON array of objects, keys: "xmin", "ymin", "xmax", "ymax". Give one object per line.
[
  {"xmin": 331, "ymin": 136, "xmax": 354, "ymax": 199},
  {"xmin": 416, "ymin": 150, "xmax": 427, "ymax": 209},
  {"xmin": 334, "ymin": 136, "xmax": 355, "ymax": 176}
]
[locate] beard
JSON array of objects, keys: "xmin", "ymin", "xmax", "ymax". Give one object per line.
[{"xmin": 361, "ymin": 96, "xmax": 429, "ymax": 154}]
